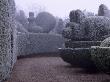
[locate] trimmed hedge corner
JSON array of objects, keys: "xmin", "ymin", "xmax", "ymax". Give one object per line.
[{"xmin": 59, "ymin": 41, "xmax": 101, "ymax": 69}]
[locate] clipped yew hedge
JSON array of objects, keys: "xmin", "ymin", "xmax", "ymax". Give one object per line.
[{"xmin": 17, "ymin": 33, "xmax": 64, "ymax": 56}]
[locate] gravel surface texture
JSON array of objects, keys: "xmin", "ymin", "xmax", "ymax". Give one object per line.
[{"xmin": 5, "ymin": 57, "xmax": 110, "ymax": 82}]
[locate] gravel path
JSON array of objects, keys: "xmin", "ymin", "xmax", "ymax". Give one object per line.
[{"xmin": 5, "ymin": 57, "xmax": 110, "ymax": 82}]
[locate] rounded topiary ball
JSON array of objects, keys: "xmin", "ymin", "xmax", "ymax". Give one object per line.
[{"xmin": 36, "ymin": 12, "xmax": 56, "ymax": 33}]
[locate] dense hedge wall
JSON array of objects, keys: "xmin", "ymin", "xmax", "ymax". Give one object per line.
[
  {"xmin": 17, "ymin": 33, "xmax": 64, "ymax": 56},
  {"xmin": 0, "ymin": 0, "xmax": 17, "ymax": 81},
  {"xmin": 80, "ymin": 16, "xmax": 110, "ymax": 41}
]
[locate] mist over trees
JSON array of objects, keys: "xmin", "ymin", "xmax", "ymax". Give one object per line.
[
  {"xmin": 15, "ymin": 10, "xmax": 28, "ymax": 28},
  {"xmin": 15, "ymin": 9, "xmax": 63, "ymax": 34},
  {"xmin": 1, "ymin": 0, "xmax": 110, "ymax": 81},
  {"xmin": 36, "ymin": 12, "xmax": 56, "ymax": 33}
]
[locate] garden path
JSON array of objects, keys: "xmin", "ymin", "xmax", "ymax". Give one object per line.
[{"xmin": 5, "ymin": 57, "xmax": 110, "ymax": 82}]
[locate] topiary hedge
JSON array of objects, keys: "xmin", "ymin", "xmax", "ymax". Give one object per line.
[
  {"xmin": 69, "ymin": 9, "xmax": 85, "ymax": 23},
  {"xmin": 0, "ymin": 0, "xmax": 17, "ymax": 81},
  {"xmin": 91, "ymin": 37, "xmax": 110, "ymax": 73},
  {"xmin": 36, "ymin": 12, "xmax": 56, "ymax": 33},
  {"xmin": 17, "ymin": 33, "xmax": 64, "ymax": 56},
  {"xmin": 59, "ymin": 48, "xmax": 96, "ymax": 69},
  {"xmin": 98, "ymin": 4, "xmax": 110, "ymax": 17},
  {"xmin": 65, "ymin": 40, "xmax": 101, "ymax": 48},
  {"xmin": 59, "ymin": 41, "xmax": 100, "ymax": 69},
  {"xmin": 60, "ymin": 10, "xmax": 110, "ymax": 70},
  {"xmin": 80, "ymin": 16, "xmax": 110, "ymax": 41},
  {"xmin": 91, "ymin": 46, "xmax": 110, "ymax": 73}
]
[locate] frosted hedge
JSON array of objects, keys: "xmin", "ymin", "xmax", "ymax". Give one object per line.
[
  {"xmin": 17, "ymin": 33, "xmax": 64, "ymax": 56},
  {"xmin": 81, "ymin": 16, "xmax": 110, "ymax": 41},
  {"xmin": 36, "ymin": 12, "xmax": 56, "ymax": 33},
  {"xmin": 60, "ymin": 9, "xmax": 110, "ymax": 71},
  {"xmin": 0, "ymin": 0, "xmax": 17, "ymax": 81}
]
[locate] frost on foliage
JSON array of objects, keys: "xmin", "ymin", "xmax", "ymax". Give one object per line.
[
  {"xmin": 83, "ymin": 10, "xmax": 95, "ymax": 17},
  {"xmin": 63, "ymin": 16, "xmax": 110, "ymax": 41},
  {"xmin": 98, "ymin": 4, "xmax": 110, "ymax": 17},
  {"xmin": 60, "ymin": 9, "xmax": 110, "ymax": 70},
  {"xmin": 36, "ymin": 12, "xmax": 56, "ymax": 33},
  {"xmin": 62, "ymin": 22, "xmax": 83, "ymax": 40},
  {"xmin": 62, "ymin": 9, "xmax": 85, "ymax": 40},
  {"xmin": 17, "ymin": 33, "xmax": 64, "ymax": 56},
  {"xmin": 0, "ymin": 0, "xmax": 17, "ymax": 81},
  {"xmin": 80, "ymin": 16, "xmax": 110, "ymax": 41},
  {"xmin": 100, "ymin": 37, "xmax": 110, "ymax": 47},
  {"xmin": 69, "ymin": 9, "xmax": 85, "ymax": 23},
  {"xmin": 27, "ymin": 12, "xmax": 43, "ymax": 33}
]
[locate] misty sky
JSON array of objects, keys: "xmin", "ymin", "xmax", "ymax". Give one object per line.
[{"xmin": 15, "ymin": 0, "xmax": 110, "ymax": 18}]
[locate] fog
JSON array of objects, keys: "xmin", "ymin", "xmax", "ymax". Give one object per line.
[{"xmin": 15, "ymin": 0, "xmax": 110, "ymax": 18}]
